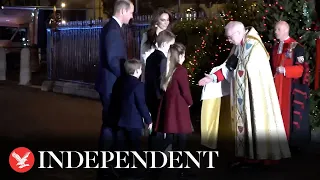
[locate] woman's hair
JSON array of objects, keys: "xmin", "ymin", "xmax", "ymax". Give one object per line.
[
  {"xmin": 145, "ymin": 8, "xmax": 174, "ymax": 48},
  {"xmin": 161, "ymin": 43, "xmax": 186, "ymax": 91}
]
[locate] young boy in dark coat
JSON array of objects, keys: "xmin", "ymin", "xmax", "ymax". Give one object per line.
[
  {"xmin": 144, "ymin": 29, "xmax": 176, "ymax": 150},
  {"xmin": 109, "ymin": 59, "xmax": 153, "ymax": 151}
]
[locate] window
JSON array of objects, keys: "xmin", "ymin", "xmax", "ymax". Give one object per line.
[
  {"xmin": 12, "ymin": 28, "xmax": 27, "ymax": 43},
  {"xmin": 0, "ymin": 26, "xmax": 17, "ymax": 40}
]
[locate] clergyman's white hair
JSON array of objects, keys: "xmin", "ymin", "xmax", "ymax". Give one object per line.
[{"xmin": 225, "ymin": 21, "xmax": 245, "ymax": 33}]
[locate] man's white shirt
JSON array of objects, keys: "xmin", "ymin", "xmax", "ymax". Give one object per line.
[{"xmin": 112, "ymin": 16, "xmax": 122, "ymax": 27}]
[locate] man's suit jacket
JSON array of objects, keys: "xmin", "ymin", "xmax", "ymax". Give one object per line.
[
  {"xmin": 144, "ymin": 50, "xmax": 167, "ymax": 102},
  {"xmin": 95, "ymin": 18, "xmax": 127, "ymax": 100},
  {"xmin": 109, "ymin": 75, "xmax": 152, "ymax": 129}
]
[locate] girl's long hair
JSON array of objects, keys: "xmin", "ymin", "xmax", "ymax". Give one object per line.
[
  {"xmin": 145, "ymin": 8, "xmax": 174, "ymax": 48},
  {"xmin": 161, "ymin": 43, "xmax": 186, "ymax": 91}
]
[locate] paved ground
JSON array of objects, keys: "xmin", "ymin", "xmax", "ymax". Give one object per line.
[
  {"xmin": 1, "ymin": 81, "xmax": 320, "ymax": 180},
  {"xmin": 6, "ymin": 62, "xmax": 48, "ymax": 86}
]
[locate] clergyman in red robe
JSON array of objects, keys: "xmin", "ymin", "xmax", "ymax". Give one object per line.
[{"xmin": 272, "ymin": 21, "xmax": 311, "ymax": 151}]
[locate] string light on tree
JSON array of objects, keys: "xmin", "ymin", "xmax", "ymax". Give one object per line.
[
  {"xmin": 182, "ymin": 0, "xmax": 257, "ymax": 85},
  {"xmin": 255, "ymin": 0, "xmax": 320, "ymax": 127}
]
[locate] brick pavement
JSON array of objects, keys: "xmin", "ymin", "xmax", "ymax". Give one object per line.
[{"xmin": 1, "ymin": 82, "xmax": 319, "ymax": 180}]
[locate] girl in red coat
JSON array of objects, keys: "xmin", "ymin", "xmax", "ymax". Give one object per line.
[
  {"xmin": 155, "ymin": 42, "xmax": 193, "ymax": 136},
  {"xmin": 155, "ymin": 43, "xmax": 193, "ymax": 170}
]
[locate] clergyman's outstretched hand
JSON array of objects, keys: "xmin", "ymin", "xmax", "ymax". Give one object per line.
[{"xmin": 198, "ymin": 74, "xmax": 214, "ymax": 86}]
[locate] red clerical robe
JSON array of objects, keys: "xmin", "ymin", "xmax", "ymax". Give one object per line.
[{"xmin": 271, "ymin": 37, "xmax": 305, "ymax": 140}]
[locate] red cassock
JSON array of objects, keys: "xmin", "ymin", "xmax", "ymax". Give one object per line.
[{"xmin": 271, "ymin": 37, "xmax": 304, "ymax": 140}]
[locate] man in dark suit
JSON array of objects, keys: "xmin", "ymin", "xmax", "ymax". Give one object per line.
[
  {"xmin": 95, "ymin": 0, "xmax": 134, "ymax": 149},
  {"xmin": 95, "ymin": 0, "xmax": 134, "ymax": 179}
]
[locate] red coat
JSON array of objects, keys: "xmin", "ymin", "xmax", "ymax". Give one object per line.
[
  {"xmin": 272, "ymin": 37, "xmax": 304, "ymax": 139},
  {"xmin": 155, "ymin": 64, "xmax": 193, "ymax": 134}
]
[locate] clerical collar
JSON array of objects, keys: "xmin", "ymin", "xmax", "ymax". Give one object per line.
[
  {"xmin": 281, "ymin": 36, "xmax": 290, "ymax": 43},
  {"xmin": 112, "ymin": 16, "xmax": 122, "ymax": 27},
  {"xmin": 277, "ymin": 36, "xmax": 290, "ymax": 54},
  {"xmin": 240, "ymin": 27, "xmax": 251, "ymax": 46}
]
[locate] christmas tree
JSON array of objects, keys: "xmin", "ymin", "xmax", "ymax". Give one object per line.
[
  {"xmin": 184, "ymin": 18, "xmax": 230, "ymax": 86},
  {"xmin": 184, "ymin": 0, "xmax": 257, "ymax": 85},
  {"xmin": 256, "ymin": 0, "xmax": 318, "ymax": 53},
  {"xmin": 255, "ymin": 0, "xmax": 320, "ymax": 127}
]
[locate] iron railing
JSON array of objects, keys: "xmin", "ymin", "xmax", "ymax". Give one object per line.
[
  {"xmin": 47, "ymin": 20, "xmax": 149, "ymax": 84},
  {"xmin": 46, "ymin": 12, "xmax": 207, "ymax": 84}
]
